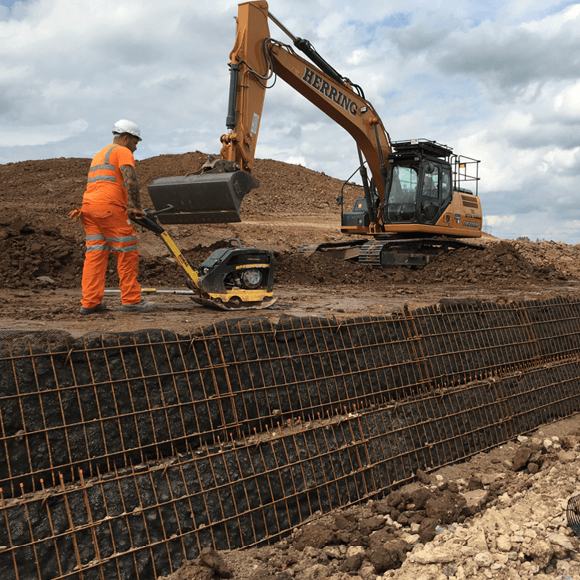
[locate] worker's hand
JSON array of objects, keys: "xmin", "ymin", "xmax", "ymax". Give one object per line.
[
  {"xmin": 68, "ymin": 205, "xmax": 82, "ymax": 222},
  {"xmin": 128, "ymin": 207, "xmax": 146, "ymax": 219}
]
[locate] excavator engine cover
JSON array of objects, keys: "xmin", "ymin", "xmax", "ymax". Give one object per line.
[{"xmin": 147, "ymin": 171, "xmax": 260, "ymax": 224}]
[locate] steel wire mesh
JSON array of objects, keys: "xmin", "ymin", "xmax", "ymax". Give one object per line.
[{"xmin": 1, "ymin": 297, "xmax": 580, "ymax": 579}]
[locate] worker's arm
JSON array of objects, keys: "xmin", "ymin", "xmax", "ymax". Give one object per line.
[{"xmin": 120, "ymin": 164, "xmax": 145, "ymax": 217}]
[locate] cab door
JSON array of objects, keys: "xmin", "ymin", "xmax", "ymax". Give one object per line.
[{"xmin": 419, "ymin": 162, "xmax": 452, "ymax": 225}]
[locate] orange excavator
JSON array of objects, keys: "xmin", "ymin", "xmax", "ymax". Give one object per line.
[{"xmin": 148, "ymin": 0, "xmax": 483, "ymax": 268}]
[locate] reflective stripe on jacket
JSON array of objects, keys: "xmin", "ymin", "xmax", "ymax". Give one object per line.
[{"xmin": 83, "ymin": 144, "xmax": 135, "ymax": 208}]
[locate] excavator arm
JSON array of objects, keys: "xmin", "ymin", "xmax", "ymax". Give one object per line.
[
  {"xmin": 148, "ymin": 0, "xmax": 391, "ymax": 231},
  {"xmin": 221, "ymin": 0, "xmax": 391, "ymax": 208}
]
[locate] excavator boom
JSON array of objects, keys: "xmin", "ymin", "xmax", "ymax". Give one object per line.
[{"xmin": 148, "ymin": 0, "xmax": 391, "ymax": 231}]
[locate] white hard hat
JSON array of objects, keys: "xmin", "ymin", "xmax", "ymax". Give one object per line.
[{"xmin": 112, "ymin": 119, "xmax": 142, "ymax": 141}]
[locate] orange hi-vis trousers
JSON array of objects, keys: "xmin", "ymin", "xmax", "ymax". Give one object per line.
[{"xmin": 80, "ymin": 205, "xmax": 141, "ymax": 308}]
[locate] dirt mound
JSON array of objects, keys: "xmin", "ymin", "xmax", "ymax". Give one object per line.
[
  {"xmin": 0, "ymin": 217, "xmax": 575, "ymax": 292},
  {"xmin": 1, "ymin": 149, "xmax": 579, "ymax": 299},
  {"xmin": 0, "ymin": 218, "xmax": 84, "ymax": 289},
  {"xmin": 417, "ymin": 240, "xmax": 565, "ymax": 284}
]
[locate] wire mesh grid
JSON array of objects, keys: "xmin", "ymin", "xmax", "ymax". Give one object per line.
[{"xmin": 1, "ymin": 296, "xmax": 580, "ymax": 579}]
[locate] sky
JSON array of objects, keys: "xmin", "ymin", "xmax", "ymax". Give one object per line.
[{"xmin": 1, "ymin": 0, "xmax": 580, "ymax": 243}]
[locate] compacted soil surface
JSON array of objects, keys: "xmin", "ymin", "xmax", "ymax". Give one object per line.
[{"xmin": 2, "ymin": 151, "xmax": 580, "ymax": 579}]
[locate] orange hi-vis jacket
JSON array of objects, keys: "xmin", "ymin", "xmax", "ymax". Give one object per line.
[{"xmin": 83, "ymin": 144, "xmax": 135, "ymax": 207}]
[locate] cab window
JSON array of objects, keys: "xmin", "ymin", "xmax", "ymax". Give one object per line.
[
  {"xmin": 388, "ymin": 166, "xmax": 418, "ymax": 204},
  {"xmin": 422, "ymin": 168, "xmax": 439, "ymax": 199},
  {"xmin": 441, "ymin": 167, "xmax": 451, "ymax": 199}
]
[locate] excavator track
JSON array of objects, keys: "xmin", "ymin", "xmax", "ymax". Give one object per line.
[
  {"xmin": 359, "ymin": 238, "xmax": 485, "ymax": 268},
  {"xmin": 298, "ymin": 239, "xmax": 368, "ymax": 260}
]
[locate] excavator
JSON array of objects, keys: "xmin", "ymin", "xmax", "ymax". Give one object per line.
[{"xmin": 148, "ymin": 0, "xmax": 483, "ymax": 274}]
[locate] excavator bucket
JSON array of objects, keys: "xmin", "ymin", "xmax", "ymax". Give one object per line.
[{"xmin": 147, "ymin": 171, "xmax": 260, "ymax": 224}]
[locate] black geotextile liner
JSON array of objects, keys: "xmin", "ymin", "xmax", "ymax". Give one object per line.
[
  {"xmin": 2, "ymin": 360, "xmax": 580, "ymax": 580},
  {"xmin": 2, "ymin": 298, "xmax": 580, "ymax": 498}
]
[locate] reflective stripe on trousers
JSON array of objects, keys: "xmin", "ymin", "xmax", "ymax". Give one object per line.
[{"xmin": 80, "ymin": 204, "xmax": 141, "ymax": 308}]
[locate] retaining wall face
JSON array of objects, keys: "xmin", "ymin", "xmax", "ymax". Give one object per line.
[
  {"xmin": 2, "ymin": 358, "xmax": 580, "ymax": 580},
  {"xmin": 1, "ymin": 297, "xmax": 580, "ymax": 579}
]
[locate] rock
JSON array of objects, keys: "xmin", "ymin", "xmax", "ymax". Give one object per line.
[
  {"xmin": 526, "ymin": 539, "xmax": 553, "ymax": 568},
  {"xmin": 497, "ymin": 535, "xmax": 512, "ymax": 552},
  {"xmin": 558, "ymin": 450, "xmax": 576, "ymax": 464},
  {"xmin": 511, "ymin": 447, "xmax": 532, "ymax": 471},
  {"xmin": 346, "ymin": 545, "xmax": 366, "ymax": 559},
  {"xmin": 418, "ymin": 518, "xmax": 438, "ymax": 543},
  {"xmin": 412, "ymin": 545, "xmax": 455, "ymax": 564},
  {"xmin": 473, "ymin": 551, "xmax": 493, "ymax": 567},
  {"xmin": 303, "ymin": 546, "xmax": 320, "ymax": 559},
  {"xmin": 466, "ymin": 528, "xmax": 488, "ymax": 551},
  {"xmin": 369, "ymin": 546, "xmax": 400, "ymax": 573},
  {"xmin": 373, "ymin": 500, "xmax": 391, "ymax": 516},
  {"xmin": 416, "ymin": 469, "xmax": 432, "ymax": 485},
  {"xmin": 561, "ymin": 436, "xmax": 579, "ymax": 449},
  {"xmin": 294, "ymin": 524, "xmax": 335, "ymax": 551},
  {"xmin": 425, "ymin": 491, "xmax": 467, "ymax": 524},
  {"xmin": 197, "ymin": 547, "xmax": 231, "ymax": 578},
  {"xmin": 298, "ymin": 563, "xmax": 331, "ymax": 579},
  {"xmin": 406, "ymin": 487, "xmax": 435, "ymax": 510},
  {"xmin": 358, "ymin": 563, "xmax": 376, "ymax": 580},
  {"xmin": 386, "ymin": 491, "xmax": 403, "ymax": 508},
  {"xmin": 466, "ymin": 476, "xmax": 484, "ymax": 491},
  {"xmin": 358, "ymin": 517, "xmax": 384, "ymax": 534},
  {"xmin": 322, "ymin": 546, "xmax": 342, "ymax": 559},
  {"xmin": 527, "ymin": 462, "xmax": 540, "ymax": 474},
  {"xmin": 481, "ymin": 474, "xmax": 500, "ymax": 485},
  {"xmin": 547, "ymin": 532, "xmax": 575, "ymax": 551},
  {"xmin": 462, "ymin": 489, "xmax": 489, "ymax": 515},
  {"xmin": 340, "ymin": 554, "xmax": 363, "ymax": 573},
  {"xmin": 334, "ymin": 513, "xmax": 357, "ymax": 533},
  {"xmin": 36, "ymin": 276, "xmax": 56, "ymax": 284}
]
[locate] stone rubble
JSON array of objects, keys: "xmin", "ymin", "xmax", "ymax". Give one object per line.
[{"xmin": 162, "ymin": 432, "xmax": 580, "ymax": 580}]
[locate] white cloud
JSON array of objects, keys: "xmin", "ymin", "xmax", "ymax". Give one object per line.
[
  {"xmin": 485, "ymin": 215, "xmax": 516, "ymax": 226},
  {"xmin": 554, "ymin": 81, "xmax": 580, "ymax": 117},
  {"xmin": 0, "ymin": 119, "xmax": 88, "ymax": 146},
  {"xmin": 1, "ymin": 0, "xmax": 580, "ymax": 242},
  {"xmin": 520, "ymin": 3, "xmax": 580, "ymax": 32}
]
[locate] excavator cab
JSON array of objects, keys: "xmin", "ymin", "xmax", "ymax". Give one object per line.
[{"xmin": 383, "ymin": 140, "xmax": 455, "ymax": 227}]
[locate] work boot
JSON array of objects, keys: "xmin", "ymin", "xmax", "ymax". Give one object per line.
[
  {"xmin": 80, "ymin": 302, "xmax": 107, "ymax": 316},
  {"xmin": 121, "ymin": 300, "xmax": 157, "ymax": 313}
]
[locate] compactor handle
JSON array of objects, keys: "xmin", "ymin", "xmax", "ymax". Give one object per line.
[
  {"xmin": 227, "ymin": 238, "xmax": 244, "ymax": 249},
  {"xmin": 130, "ymin": 205, "xmax": 174, "ymax": 234}
]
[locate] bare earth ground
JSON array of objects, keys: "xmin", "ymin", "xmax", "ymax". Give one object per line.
[{"xmin": 2, "ymin": 152, "xmax": 580, "ymax": 579}]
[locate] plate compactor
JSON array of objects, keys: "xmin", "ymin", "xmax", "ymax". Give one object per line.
[{"xmin": 132, "ymin": 206, "xmax": 276, "ymax": 311}]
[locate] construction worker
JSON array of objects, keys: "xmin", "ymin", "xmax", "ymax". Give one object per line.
[{"xmin": 78, "ymin": 120, "xmax": 156, "ymax": 315}]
